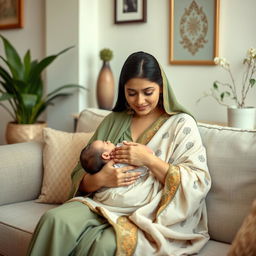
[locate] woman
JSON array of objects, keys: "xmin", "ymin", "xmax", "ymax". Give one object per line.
[{"xmin": 27, "ymin": 52, "xmax": 211, "ymax": 256}]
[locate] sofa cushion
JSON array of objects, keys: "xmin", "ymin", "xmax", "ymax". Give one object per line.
[
  {"xmin": 37, "ymin": 128, "xmax": 93, "ymax": 204},
  {"xmin": 0, "ymin": 142, "xmax": 43, "ymax": 206},
  {"xmin": 0, "ymin": 200, "xmax": 57, "ymax": 256},
  {"xmin": 76, "ymin": 108, "xmax": 110, "ymax": 133},
  {"xmin": 198, "ymin": 240, "xmax": 230, "ymax": 256},
  {"xmin": 198, "ymin": 123, "xmax": 256, "ymax": 244}
]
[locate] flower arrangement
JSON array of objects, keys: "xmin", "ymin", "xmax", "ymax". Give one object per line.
[{"xmin": 198, "ymin": 48, "xmax": 256, "ymax": 108}]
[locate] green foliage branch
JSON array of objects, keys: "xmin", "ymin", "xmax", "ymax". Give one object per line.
[
  {"xmin": 197, "ymin": 48, "xmax": 256, "ymax": 108},
  {"xmin": 0, "ymin": 35, "xmax": 85, "ymax": 124}
]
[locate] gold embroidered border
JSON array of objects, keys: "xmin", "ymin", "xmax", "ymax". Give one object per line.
[
  {"xmin": 156, "ymin": 165, "xmax": 181, "ymax": 217},
  {"xmin": 98, "ymin": 209, "xmax": 138, "ymax": 256},
  {"xmin": 115, "ymin": 216, "xmax": 138, "ymax": 256},
  {"xmin": 137, "ymin": 113, "xmax": 170, "ymax": 145}
]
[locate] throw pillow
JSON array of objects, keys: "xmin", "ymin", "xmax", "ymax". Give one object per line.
[
  {"xmin": 37, "ymin": 128, "xmax": 93, "ymax": 204},
  {"xmin": 227, "ymin": 199, "xmax": 256, "ymax": 256},
  {"xmin": 198, "ymin": 123, "xmax": 256, "ymax": 243}
]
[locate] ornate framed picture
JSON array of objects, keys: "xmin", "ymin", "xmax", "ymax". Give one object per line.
[
  {"xmin": 169, "ymin": 0, "xmax": 220, "ymax": 65},
  {"xmin": 114, "ymin": 0, "xmax": 147, "ymax": 24},
  {"xmin": 0, "ymin": 0, "xmax": 24, "ymax": 30}
]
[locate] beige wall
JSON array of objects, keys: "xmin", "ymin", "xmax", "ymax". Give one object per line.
[{"xmin": 0, "ymin": 0, "xmax": 256, "ymax": 144}]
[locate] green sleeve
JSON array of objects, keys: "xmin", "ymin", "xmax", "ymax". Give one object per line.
[
  {"xmin": 68, "ymin": 162, "xmax": 85, "ymax": 199},
  {"xmin": 68, "ymin": 111, "xmax": 131, "ymax": 199}
]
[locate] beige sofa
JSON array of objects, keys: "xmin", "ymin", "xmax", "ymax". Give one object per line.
[{"xmin": 0, "ymin": 108, "xmax": 255, "ymax": 256}]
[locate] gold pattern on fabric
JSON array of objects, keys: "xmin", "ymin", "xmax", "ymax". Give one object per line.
[
  {"xmin": 114, "ymin": 216, "xmax": 138, "ymax": 256},
  {"xmin": 180, "ymin": 0, "xmax": 208, "ymax": 55},
  {"xmin": 156, "ymin": 165, "xmax": 181, "ymax": 217},
  {"xmin": 136, "ymin": 113, "xmax": 170, "ymax": 145},
  {"xmin": 96, "ymin": 208, "xmax": 138, "ymax": 256}
]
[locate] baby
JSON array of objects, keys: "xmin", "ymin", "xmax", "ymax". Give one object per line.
[
  {"xmin": 80, "ymin": 140, "xmax": 149, "ymax": 176},
  {"xmin": 79, "ymin": 140, "xmax": 157, "ymax": 211}
]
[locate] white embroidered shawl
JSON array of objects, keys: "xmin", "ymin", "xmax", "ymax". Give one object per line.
[{"xmin": 70, "ymin": 113, "xmax": 211, "ymax": 256}]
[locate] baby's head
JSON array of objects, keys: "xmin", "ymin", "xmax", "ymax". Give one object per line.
[{"xmin": 80, "ymin": 140, "xmax": 115, "ymax": 174}]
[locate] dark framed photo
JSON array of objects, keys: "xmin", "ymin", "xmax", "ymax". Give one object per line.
[
  {"xmin": 114, "ymin": 0, "xmax": 147, "ymax": 24},
  {"xmin": 0, "ymin": 0, "xmax": 24, "ymax": 30},
  {"xmin": 169, "ymin": 0, "xmax": 220, "ymax": 65}
]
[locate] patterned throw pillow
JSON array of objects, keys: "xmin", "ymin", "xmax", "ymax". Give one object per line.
[
  {"xmin": 36, "ymin": 128, "xmax": 93, "ymax": 203},
  {"xmin": 227, "ymin": 199, "xmax": 256, "ymax": 256}
]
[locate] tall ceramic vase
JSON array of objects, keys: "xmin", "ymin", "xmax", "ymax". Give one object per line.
[
  {"xmin": 96, "ymin": 61, "xmax": 115, "ymax": 110},
  {"xmin": 227, "ymin": 106, "xmax": 256, "ymax": 129}
]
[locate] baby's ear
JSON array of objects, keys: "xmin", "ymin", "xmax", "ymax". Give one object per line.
[{"xmin": 102, "ymin": 152, "xmax": 111, "ymax": 160}]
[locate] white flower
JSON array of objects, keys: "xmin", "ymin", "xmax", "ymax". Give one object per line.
[
  {"xmin": 214, "ymin": 57, "xmax": 229, "ymax": 69},
  {"xmin": 247, "ymin": 47, "xmax": 256, "ymax": 58},
  {"xmin": 244, "ymin": 56, "xmax": 255, "ymax": 65}
]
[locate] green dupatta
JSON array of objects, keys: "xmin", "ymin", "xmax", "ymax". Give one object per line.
[{"xmin": 160, "ymin": 67, "xmax": 193, "ymax": 116}]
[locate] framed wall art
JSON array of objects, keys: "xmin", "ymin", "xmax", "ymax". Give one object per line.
[
  {"xmin": 0, "ymin": 0, "xmax": 24, "ymax": 30},
  {"xmin": 114, "ymin": 0, "xmax": 147, "ymax": 24},
  {"xmin": 169, "ymin": 0, "xmax": 220, "ymax": 65}
]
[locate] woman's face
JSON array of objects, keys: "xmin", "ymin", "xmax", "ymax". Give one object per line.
[{"xmin": 124, "ymin": 78, "xmax": 162, "ymax": 116}]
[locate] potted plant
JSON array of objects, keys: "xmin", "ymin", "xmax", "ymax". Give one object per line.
[
  {"xmin": 96, "ymin": 48, "xmax": 114, "ymax": 110},
  {"xmin": 198, "ymin": 48, "xmax": 256, "ymax": 129},
  {"xmin": 0, "ymin": 35, "xmax": 85, "ymax": 143}
]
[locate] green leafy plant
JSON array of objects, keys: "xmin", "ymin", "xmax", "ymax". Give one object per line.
[
  {"xmin": 99, "ymin": 48, "xmax": 113, "ymax": 62},
  {"xmin": 0, "ymin": 35, "xmax": 85, "ymax": 124},
  {"xmin": 197, "ymin": 48, "xmax": 256, "ymax": 108}
]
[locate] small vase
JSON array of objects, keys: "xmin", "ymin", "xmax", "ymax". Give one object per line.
[
  {"xmin": 227, "ymin": 106, "xmax": 256, "ymax": 129},
  {"xmin": 5, "ymin": 122, "xmax": 47, "ymax": 144},
  {"xmin": 96, "ymin": 61, "xmax": 115, "ymax": 110}
]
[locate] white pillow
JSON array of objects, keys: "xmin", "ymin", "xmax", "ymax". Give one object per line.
[{"xmin": 198, "ymin": 123, "xmax": 256, "ymax": 243}]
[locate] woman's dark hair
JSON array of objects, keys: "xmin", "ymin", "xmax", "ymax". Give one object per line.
[{"xmin": 112, "ymin": 51, "xmax": 163, "ymax": 112}]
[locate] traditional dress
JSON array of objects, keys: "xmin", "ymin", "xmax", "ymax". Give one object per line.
[{"xmin": 27, "ymin": 69, "xmax": 211, "ymax": 256}]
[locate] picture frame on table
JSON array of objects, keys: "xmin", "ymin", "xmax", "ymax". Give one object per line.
[
  {"xmin": 0, "ymin": 0, "xmax": 24, "ymax": 30},
  {"xmin": 114, "ymin": 0, "xmax": 147, "ymax": 24},
  {"xmin": 169, "ymin": 0, "xmax": 220, "ymax": 65}
]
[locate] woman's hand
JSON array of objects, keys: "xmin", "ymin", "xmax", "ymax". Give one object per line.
[
  {"xmin": 80, "ymin": 159, "xmax": 142, "ymax": 192},
  {"xmin": 110, "ymin": 141, "xmax": 153, "ymax": 167},
  {"xmin": 110, "ymin": 142, "xmax": 170, "ymax": 185},
  {"xmin": 97, "ymin": 160, "xmax": 141, "ymax": 188}
]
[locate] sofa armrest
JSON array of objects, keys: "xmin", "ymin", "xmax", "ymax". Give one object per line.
[{"xmin": 0, "ymin": 142, "xmax": 43, "ymax": 206}]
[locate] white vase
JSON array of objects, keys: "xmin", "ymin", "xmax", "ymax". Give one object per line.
[{"xmin": 227, "ymin": 106, "xmax": 256, "ymax": 129}]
